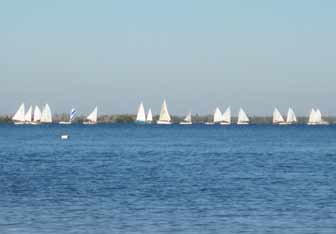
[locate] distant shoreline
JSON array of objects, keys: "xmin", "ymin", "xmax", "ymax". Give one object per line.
[{"xmin": 1, "ymin": 115, "xmax": 336, "ymax": 124}]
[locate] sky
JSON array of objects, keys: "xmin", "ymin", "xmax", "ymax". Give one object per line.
[{"xmin": 1, "ymin": 0, "xmax": 336, "ymax": 116}]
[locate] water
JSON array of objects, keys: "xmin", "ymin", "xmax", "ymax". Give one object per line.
[{"xmin": 0, "ymin": 124, "xmax": 336, "ymax": 234}]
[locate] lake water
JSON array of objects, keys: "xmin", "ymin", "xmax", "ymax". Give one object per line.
[{"xmin": 0, "ymin": 124, "xmax": 336, "ymax": 234}]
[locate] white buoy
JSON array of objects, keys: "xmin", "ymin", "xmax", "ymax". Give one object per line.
[{"xmin": 61, "ymin": 135, "xmax": 69, "ymax": 140}]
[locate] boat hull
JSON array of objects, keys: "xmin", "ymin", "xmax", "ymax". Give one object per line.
[
  {"xmin": 220, "ymin": 122, "xmax": 231, "ymax": 125},
  {"xmin": 308, "ymin": 122, "xmax": 329, "ymax": 125},
  {"xmin": 13, "ymin": 122, "xmax": 25, "ymax": 125},
  {"xmin": 157, "ymin": 121, "xmax": 172, "ymax": 125},
  {"xmin": 179, "ymin": 122, "xmax": 192, "ymax": 125},
  {"xmin": 59, "ymin": 122, "xmax": 72, "ymax": 125},
  {"xmin": 237, "ymin": 122, "xmax": 249, "ymax": 125}
]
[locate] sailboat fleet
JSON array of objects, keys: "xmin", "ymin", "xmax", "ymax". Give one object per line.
[
  {"xmin": 12, "ymin": 103, "xmax": 98, "ymax": 125},
  {"xmin": 12, "ymin": 103, "xmax": 52, "ymax": 125},
  {"xmin": 11, "ymin": 101, "xmax": 331, "ymax": 125}
]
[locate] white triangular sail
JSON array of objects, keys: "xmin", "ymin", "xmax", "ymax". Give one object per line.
[
  {"xmin": 33, "ymin": 106, "xmax": 42, "ymax": 122},
  {"xmin": 286, "ymin": 108, "xmax": 297, "ymax": 124},
  {"xmin": 238, "ymin": 108, "xmax": 249, "ymax": 124},
  {"xmin": 136, "ymin": 102, "xmax": 146, "ymax": 122},
  {"xmin": 159, "ymin": 100, "xmax": 171, "ymax": 122},
  {"xmin": 213, "ymin": 108, "xmax": 222, "ymax": 123},
  {"xmin": 12, "ymin": 103, "xmax": 25, "ymax": 122},
  {"xmin": 146, "ymin": 108, "xmax": 153, "ymax": 122},
  {"xmin": 25, "ymin": 106, "xmax": 33, "ymax": 122},
  {"xmin": 222, "ymin": 107, "xmax": 231, "ymax": 124},
  {"xmin": 86, "ymin": 106, "xmax": 98, "ymax": 123},
  {"xmin": 41, "ymin": 104, "xmax": 52, "ymax": 123},
  {"xmin": 273, "ymin": 108, "xmax": 285, "ymax": 124},
  {"xmin": 184, "ymin": 112, "xmax": 192, "ymax": 122},
  {"xmin": 308, "ymin": 109, "xmax": 316, "ymax": 124}
]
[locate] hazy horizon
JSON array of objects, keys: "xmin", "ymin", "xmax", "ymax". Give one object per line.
[{"xmin": 1, "ymin": 1, "xmax": 336, "ymax": 116}]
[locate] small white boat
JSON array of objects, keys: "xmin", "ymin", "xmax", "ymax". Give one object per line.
[
  {"xmin": 83, "ymin": 106, "xmax": 98, "ymax": 125},
  {"xmin": 61, "ymin": 135, "xmax": 69, "ymax": 140},
  {"xmin": 237, "ymin": 108, "xmax": 250, "ymax": 125},
  {"xmin": 40, "ymin": 104, "xmax": 53, "ymax": 124},
  {"xmin": 135, "ymin": 102, "xmax": 146, "ymax": 123},
  {"xmin": 157, "ymin": 100, "xmax": 172, "ymax": 125},
  {"xmin": 59, "ymin": 108, "xmax": 76, "ymax": 125},
  {"xmin": 180, "ymin": 112, "xmax": 192, "ymax": 125},
  {"xmin": 12, "ymin": 103, "xmax": 26, "ymax": 125},
  {"xmin": 273, "ymin": 108, "xmax": 285, "ymax": 125},
  {"xmin": 146, "ymin": 108, "xmax": 153, "ymax": 124},
  {"xmin": 220, "ymin": 107, "xmax": 231, "ymax": 125},
  {"xmin": 286, "ymin": 108, "xmax": 297, "ymax": 125}
]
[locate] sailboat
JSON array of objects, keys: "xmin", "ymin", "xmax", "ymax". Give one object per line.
[
  {"xmin": 157, "ymin": 100, "xmax": 172, "ymax": 125},
  {"xmin": 273, "ymin": 108, "xmax": 285, "ymax": 125},
  {"xmin": 83, "ymin": 106, "xmax": 98, "ymax": 125},
  {"xmin": 180, "ymin": 112, "xmax": 192, "ymax": 125},
  {"xmin": 12, "ymin": 103, "xmax": 25, "ymax": 125},
  {"xmin": 308, "ymin": 108, "xmax": 328, "ymax": 125},
  {"xmin": 24, "ymin": 106, "xmax": 33, "ymax": 124},
  {"xmin": 286, "ymin": 108, "xmax": 297, "ymax": 124},
  {"xmin": 146, "ymin": 108, "xmax": 153, "ymax": 123},
  {"xmin": 135, "ymin": 102, "xmax": 146, "ymax": 123},
  {"xmin": 237, "ymin": 108, "xmax": 250, "ymax": 125},
  {"xmin": 59, "ymin": 108, "xmax": 77, "ymax": 124},
  {"xmin": 31, "ymin": 106, "xmax": 42, "ymax": 125},
  {"xmin": 205, "ymin": 107, "xmax": 222, "ymax": 125},
  {"xmin": 221, "ymin": 107, "xmax": 231, "ymax": 125},
  {"xmin": 40, "ymin": 104, "xmax": 52, "ymax": 123}
]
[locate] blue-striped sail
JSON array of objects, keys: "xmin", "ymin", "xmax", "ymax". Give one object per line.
[{"xmin": 70, "ymin": 108, "xmax": 77, "ymax": 122}]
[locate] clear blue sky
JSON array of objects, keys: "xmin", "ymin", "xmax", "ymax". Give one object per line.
[{"xmin": 1, "ymin": 0, "xmax": 335, "ymax": 116}]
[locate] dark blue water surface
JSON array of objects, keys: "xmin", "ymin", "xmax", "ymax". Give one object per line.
[{"xmin": 0, "ymin": 124, "xmax": 336, "ymax": 234}]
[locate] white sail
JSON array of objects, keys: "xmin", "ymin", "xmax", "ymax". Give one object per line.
[
  {"xmin": 315, "ymin": 109, "xmax": 322, "ymax": 123},
  {"xmin": 308, "ymin": 109, "xmax": 316, "ymax": 124},
  {"xmin": 25, "ymin": 106, "xmax": 33, "ymax": 122},
  {"xmin": 286, "ymin": 108, "xmax": 297, "ymax": 124},
  {"xmin": 136, "ymin": 102, "xmax": 146, "ymax": 122},
  {"xmin": 213, "ymin": 107, "xmax": 222, "ymax": 123},
  {"xmin": 159, "ymin": 100, "xmax": 171, "ymax": 122},
  {"xmin": 184, "ymin": 112, "xmax": 192, "ymax": 122},
  {"xmin": 86, "ymin": 106, "xmax": 98, "ymax": 122},
  {"xmin": 41, "ymin": 104, "xmax": 52, "ymax": 123},
  {"xmin": 33, "ymin": 106, "xmax": 42, "ymax": 122},
  {"xmin": 70, "ymin": 108, "xmax": 77, "ymax": 122},
  {"xmin": 222, "ymin": 107, "xmax": 231, "ymax": 124},
  {"xmin": 146, "ymin": 108, "xmax": 153, "ymax": 122},
  {"xmin": 12, "ymin": 103, "xmax": 25, "ymax": 122},
  {"xmin": 237, "ymin": 108, "xmax": 249, "ymax": 124},
  {"xmin": 273, "ymin": 108, "xmax": 285, "ymax": 124}
]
